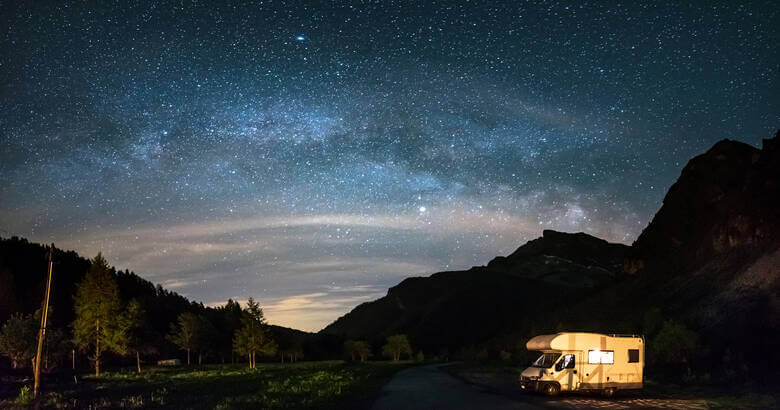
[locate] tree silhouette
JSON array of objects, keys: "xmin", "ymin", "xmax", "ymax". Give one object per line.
[
  {"xmin": 217, "ymin": 299, "xmax": 243, "ymax": 363},
  {"xmin": 382, "ymin": 334, "xmax": 412, "ymax": 362},
  {"xmin": 355, "ymin": 341, "xmax": 372, "ymax": 362},
  {"xmin": 72, "ymin": 254, "xmax": 127, "ymax": 376},
  {"xmin": 0, "ymin": 312, "xmax": 37, "ymax": 369},
  {"xmin": 650, "ymin": 319, "xmax": 698, "ymax": 373},
  {"xmin": 344, "ymin": 340, "xmax": 372, "ymax": 362},
  {"xmin": 343, "ymin": 340, "xmax": 357, "ymax": 361},
  {"xmin": 233, "ymin": 298, "xmax": 277, "ymax": 369},
  {"xmin": 196, "ymin": 315, "xmax": 217, "ymax": 365},
  {"xmin": 169, "ymin": 312, "xmax": 200, "ymax": 365},
  {"xmin": 124, "ymin": 299, "xmax": 157, "ymax": 372}
]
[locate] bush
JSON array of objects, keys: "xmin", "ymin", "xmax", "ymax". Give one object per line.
[
  {"xmin": 415, "ymin": 351, "xmax": 424, "ymax": 362},
  {"xmin": 15, "ymin": 385, "xmax": 32, "ymax": 406},
  {"xmin": 650, "ymin": 320, "xmax": 697, "ymax": 371}
]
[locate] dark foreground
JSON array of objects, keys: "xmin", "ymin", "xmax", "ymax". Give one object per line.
[
  {"xmin": 4, "ymin": 361, "xmax": 777, "ymax": 409},
  {"xmin": 0, "ymin": 361, "xmax": 409, "ymax": 409}
]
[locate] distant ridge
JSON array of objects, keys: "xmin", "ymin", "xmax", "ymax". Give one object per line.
[{"xmin": 321, "ymin": 229, "xmax": 630, "ymax": 347}]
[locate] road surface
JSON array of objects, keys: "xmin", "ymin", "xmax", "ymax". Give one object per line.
[
  {"xmin": 372, "ymin": 364, "xmax": 543, "ymax": 410},
  {"xmin": 371, "ymin": 364, "xmax": 710, "ymax": 410}
]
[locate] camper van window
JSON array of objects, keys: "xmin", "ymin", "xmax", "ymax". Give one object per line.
[
  {"xmin": 588, "ymin": 350, "xmax": 614, "ymax": 364},
  {"xmin": 555, "ymin": 354, "xmax": 576, "ymax": 371},
  {"xmin": 628, "ymin": 349, "xmax": 640, "ymax": 363},
  {"xmin": 532, "ymin": 353, "xmax": 561, "ymax": 368}
]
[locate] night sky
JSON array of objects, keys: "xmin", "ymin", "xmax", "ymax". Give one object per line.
[{"xmin": 1, "ymin": 1, "xmax": 777, "ymax": 331}]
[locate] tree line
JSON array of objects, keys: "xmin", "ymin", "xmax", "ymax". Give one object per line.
[
  {"xmin": 0, "ymin": 242, "xmax": 422, "ymax": 377},
  {"xmin": 0, "ymin": 252, "xmax": 285, "ymax": 376},
  {"xmin": 343, "ymin": 334, "xmax": 417, "ymax": 362}
]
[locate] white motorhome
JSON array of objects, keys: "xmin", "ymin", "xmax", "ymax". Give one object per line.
[{"xmin": 519, "ymin": 332, "xmax": 644, "ymax": 397}]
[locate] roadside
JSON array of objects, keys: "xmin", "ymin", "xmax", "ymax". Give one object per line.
[{"xmin": 444, "ymin": 361, "xmax": 778, "ymax": 409}]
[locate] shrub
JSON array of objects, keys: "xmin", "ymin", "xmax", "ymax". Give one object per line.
[
  {"xmin": 15, "ymin": 385, "xmax": 32, "ymax": 406},
  {"xmin": 650, "ymin": 319, "xmax": 697, "ymax": 371}
]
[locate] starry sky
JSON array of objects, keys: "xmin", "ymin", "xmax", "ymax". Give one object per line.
[{"xmin": 1, "ymin": 1, "xmax": 778, "ymax": 331}]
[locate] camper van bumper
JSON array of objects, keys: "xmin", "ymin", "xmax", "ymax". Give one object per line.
[{"xmin": 519, "ymin": 377, "xmax": 540, "ymax": 391}]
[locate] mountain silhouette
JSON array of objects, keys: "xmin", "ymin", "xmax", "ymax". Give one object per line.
[{"xmin": 322, "ymin": 131, "xmax": 780, "ymax": 373}]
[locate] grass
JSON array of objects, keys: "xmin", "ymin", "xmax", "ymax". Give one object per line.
[
  {"xmin": 446, "ymin": 361, "xmax": 779, "ymax": 409},
  {"xmin": 1, "ymin": 361, "xmax": 412, "ymax": 409}
]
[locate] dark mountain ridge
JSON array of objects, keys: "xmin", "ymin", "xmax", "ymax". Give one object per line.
[
  {"xmin": 322, "ymin": 229, "xmax": 631, "ymax": 349},
  {"xmin": 628, "ymin": 135, "xmax": 779, "ymax": 277},
  {"xmin": 322, "ymin": 132, "xmax": 780, "ymax": 373}
]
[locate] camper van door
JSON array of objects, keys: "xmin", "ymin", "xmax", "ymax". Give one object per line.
[{"xmin": 556, "ymin": 353, "xmax": 579, "ymax": 391}]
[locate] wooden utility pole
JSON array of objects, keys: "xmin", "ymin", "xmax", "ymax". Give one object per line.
[{"xmin": 33, "ymin": 244, "xmax": 54, "ymax": 399}]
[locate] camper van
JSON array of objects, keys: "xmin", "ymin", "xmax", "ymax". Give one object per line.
[{"xmin": 519, "ymin": 332, "xmax": 644, "ymax": 397}]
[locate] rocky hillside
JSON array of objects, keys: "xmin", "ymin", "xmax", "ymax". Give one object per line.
[
  {"xmin": 628, "ymin": 133, "xmax": 780, "ymax": 277},
  {"xmin": 488, "ymin": 229, "xmax": 628, "ymax": 287}
]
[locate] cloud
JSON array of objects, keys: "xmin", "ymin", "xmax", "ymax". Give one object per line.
[
  {"xmin": 50, "ymin": 191, "xmax": 639, "ymax": 331},
  {"xmin": 206, "ymin": 285, "xmax": 388, "ymax": 332}
]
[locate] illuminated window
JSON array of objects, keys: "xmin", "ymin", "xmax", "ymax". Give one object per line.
[
  {"xmin": 588, "ymin": 350, "xmax": 600, "ymax": 364},
  {"xmin": 601, "ymin": 351, "xmax": 614, "ymax": 364},
  {"xmin": 588, "ymin": 350, "xmax": 614, "ymax": 364},
  {"xmin": 628, "ymin": 349, "xmax": 640, "ymax": 363}
]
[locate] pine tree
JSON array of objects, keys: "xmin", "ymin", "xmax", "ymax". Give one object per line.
[
  {"xmin": 232, "ymin": 298, "xmax": 277, "ymax": 369},
  {"xmin": 72, "ymin": 254, "xmax": 127, "ymax": 376}
]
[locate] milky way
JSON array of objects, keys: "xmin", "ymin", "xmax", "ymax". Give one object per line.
[{"xmin": 1, "ymin": 1, "xmax": 777, "ymax": 331}]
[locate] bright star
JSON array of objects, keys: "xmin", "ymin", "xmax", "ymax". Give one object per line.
[
  {"xmin": 296, "ymin": 35, "xmax": 305, "ymax": 41},
  {"xmin": 419, "ymin": 206, "xmax": 427, "ymax": 213}
]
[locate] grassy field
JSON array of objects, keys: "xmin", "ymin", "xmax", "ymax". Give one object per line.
[
  {"xmin": 445, "ymin": 361, "xmax": 778, "ymax": 409},
  {"xmin": 2, "ymin": 361, "xmax": 413, "ymax": 409}
]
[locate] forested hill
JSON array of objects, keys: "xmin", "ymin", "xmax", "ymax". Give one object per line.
[
  {"xmin": 0, "ymin": 237, "xmax": 314, "ymax": 363},
  {"xmin": 0, "ymin": 237, "xmax": 193, "ymax": 333}
]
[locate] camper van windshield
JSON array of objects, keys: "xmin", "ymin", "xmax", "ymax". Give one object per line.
[{"xmin": 531, "ymin": 353, "xmax": 561, "ymax": 368}]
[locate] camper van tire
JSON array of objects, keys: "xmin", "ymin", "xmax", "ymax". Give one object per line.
[
  {"xmin": 602, "ymin": 387, "xmax": 616, "ymax": 398},
  {"xmin": 541, "ymin": 382, "xmax": 560, "ymax": 396}
]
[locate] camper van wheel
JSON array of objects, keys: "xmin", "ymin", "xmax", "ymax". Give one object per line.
[
  {"xmin": 541, "ymin": 383, "xmax": 560, "ymax": 396},
  {"xmin": 602, "ymin": 387, "xmax": 616, "ymax": 398}
]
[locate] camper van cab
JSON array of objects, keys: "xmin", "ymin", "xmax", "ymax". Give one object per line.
[{"xmin": 519, "ymin": 332, "xmax": 644, "ymax": 397}]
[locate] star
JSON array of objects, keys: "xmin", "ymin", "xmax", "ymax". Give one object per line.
[{"xmin": 0, "ymin": 0, "xmax": 774, "ymax": 332}]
